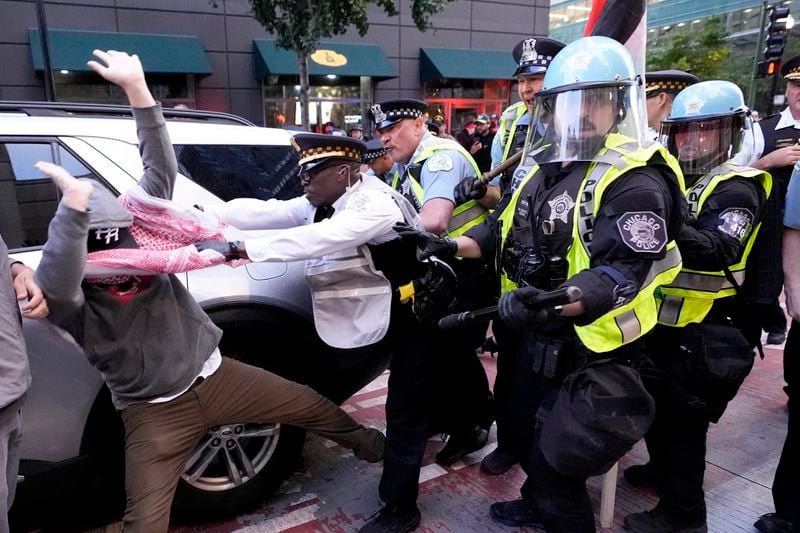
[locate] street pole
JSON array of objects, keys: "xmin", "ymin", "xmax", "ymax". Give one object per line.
[
  {"xmin": 35, "ymin": 0, "xmax": 56, "ymax": 102},
  {"xmin": 748, "ymin": 0, "xmax": 769, "ymax": 110},
  {"xmin": 769, "ymin": 66, "xmax": 781, "ymax": 115}
]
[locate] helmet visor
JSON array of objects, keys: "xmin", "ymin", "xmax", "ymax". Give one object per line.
[
  {"xmin": 662, "ymin": 115, "xmax": 750, "ymax": 175},
  {"xmin": 525, "ymin": 85, "xmax": 646, "ymax": 165}
]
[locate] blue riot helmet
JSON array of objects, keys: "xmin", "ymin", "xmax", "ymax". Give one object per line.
[
  {"xmin": 526, "ymin": 36, "xmax": 647, "ymax": 165},
  {"xmin": 661, "ymin": 80, "xmax": 751, "ymax": 176}
]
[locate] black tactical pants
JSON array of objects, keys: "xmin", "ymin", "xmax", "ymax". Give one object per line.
[
  {"xmin": 772, "ymin": 320, "xmax": 799, "ymax": 526},
  {"xmin": 641, "ymin": 326, "xmax": 712, "ymax": 526},
  {"xmin": 492, "ymin": 319, "xmax": 536, "ymax": 461},
  {"xmin": 521, "ymin": 372, "xmax": 595, "ymax": 533},
  {"xmin": 378, "ymin": 300, "xmax": 487, "ymax": 507}
]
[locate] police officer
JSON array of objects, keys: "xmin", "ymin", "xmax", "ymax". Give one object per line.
[
  {"xmin": 622, "ymin": 81, "xmax": 770, "ymax": 533},
  {"xmin": 644, "ymin": 70, "xmax": 699, "ymax": 142},
  {"xmin": 363, "ymin": 138, "xmax": 393, "ymax": 183},
  {"xmin": 755, "ymin": 162, "xmax": 800, "ymax": 533},
  {"xmin": 370, "ymin": 99, "xmax": 494, "ymax": 467},
  {"xmin": 736, "ymin": 54, "xmax": 800, "ymax": 350},
  {"xmin": 399, "ymin": 37, "xmax": 685, "ymax": 531},
  {"xmin": 454, "ymin": 36, "xmax": 565, "ymax": 209},
  {"xmin": 199, "ymin": 133, "xmax": 472, "ymax": 532}
]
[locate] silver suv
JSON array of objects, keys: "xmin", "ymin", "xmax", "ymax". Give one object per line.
[{"xmin": 0, "ymin": 102, "xmax": 389, "ymax": 529}]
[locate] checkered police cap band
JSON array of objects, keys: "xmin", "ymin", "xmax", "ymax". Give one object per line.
[
  {"xmin": 363, "ymin": 148, "xmax": 386, "ymax": 163},
  {"xmin": 297, "ymin": 145, "xmax": 362, "ymax": 166},
  {"xmin": 646, "ymin": 80, "xmax": 691, "ymax": 94}
]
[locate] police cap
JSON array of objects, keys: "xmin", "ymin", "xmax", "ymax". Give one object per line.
[
  {"xmin": 512, "ymin": 36, "xmax": 566, "ymax": 78},
  {"xmin": 291, "ymin": 133, "xmax": 366, "ymax": 172},
  {"xmin": 645, "ymin": 70, "xmax": 700, "ymax": 96},
  {"xmin": 369, "ymin": 99, "xmax": 427, "ymax": 131},
  {"xmin": 363, "ymin": 139, "xmax": 387, "ymax": 163},
  {"xmin": 781, "ymin": 54, "xmax": 800, "ymax": 80}
]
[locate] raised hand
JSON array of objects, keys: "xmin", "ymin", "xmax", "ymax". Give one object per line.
[
  {"xmin": 35, "ymin": 161, "xmax": 93, "ymax": 212},
  {"xmin": 87, "ymin": 50, "xmax": 155, "ymax": 108}
]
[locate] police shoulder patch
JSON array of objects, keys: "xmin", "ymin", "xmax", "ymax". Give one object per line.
[
  {"xmin": 345, "ymin": 192, "xmax": 373, "ymax": 214},
  {"xmin": 718, "ymin": 207, "xmax": 753, "ymax": 242},
  {"xmin": 616, "ymin": 211, "xmax": 667, "ymax": 253},
  {"xmin": 426, "ymin": 153, "xmax": 453, "ymax": 172}
]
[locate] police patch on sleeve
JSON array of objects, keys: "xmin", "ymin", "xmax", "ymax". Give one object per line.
[
  {"xmin": 616, "ymin": 211, "xmax": 667, "ymax": 253},
  {"xmin": 718, "ymin": 208, "xmax": 753, "ymax": 242},
  {"xmin": 426, "ymin": 153, "xmax": 453, "ymax": 172},
  {"xmin": 345, "ymin": 192, "xmax": 373, "ymax": 214}
]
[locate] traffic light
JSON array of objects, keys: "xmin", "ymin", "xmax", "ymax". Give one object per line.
[{"xmin": 758, "ymin": 6, "xmax": 791, "ymax": 78}]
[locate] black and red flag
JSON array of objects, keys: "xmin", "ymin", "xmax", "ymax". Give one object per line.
[{"xmin": 584, "ymin": 0, "xmax": 647, "ymax": 76}]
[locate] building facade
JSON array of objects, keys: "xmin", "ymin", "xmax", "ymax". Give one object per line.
[{"xmin": 1, "ymin": 0, "xmax": 550, "ymax": 132}]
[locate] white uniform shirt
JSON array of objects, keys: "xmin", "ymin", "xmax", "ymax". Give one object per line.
[
  {"xmin": 734, "ymin": 107, "xmax": 800, "ymax": 166},
  {"xmin": 203, "ymin": 174, "xmax": 405, "ymax": 262}
]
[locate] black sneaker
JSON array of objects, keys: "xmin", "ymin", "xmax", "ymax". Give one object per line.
[
  {"xmin": 359, "ymin": 505, "xmax": 421, "ymax": 533},
  {"xmin": 624, "ymin": 508, "xmax": 707, "ymax": 533},
  {"xmin": 623, "ymin": 463, "xmax": 655, "ymax": 488},
  {"xmin": 480, "ymin": 446, "xmax": 517, "ymax": 475},
  {"xmin": 434, "ymin": 425, "xmax": 488, "ymax": 466},
  {"xmin": 489, "ymin": 498, "xmax": 543, "ymax": 528},
  {"xmin": 754, "ymin": 513, "xmax": 795, "ymax": 533}
]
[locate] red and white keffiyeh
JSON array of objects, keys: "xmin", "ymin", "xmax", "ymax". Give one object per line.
[{"xmin": 85, "ymin": 185, "xmax": 248, "ymax": 280}]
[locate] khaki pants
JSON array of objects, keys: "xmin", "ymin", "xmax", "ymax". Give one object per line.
[{"xmin": 120, "ymin": 357, "xmax": 372, "ymax": 532}]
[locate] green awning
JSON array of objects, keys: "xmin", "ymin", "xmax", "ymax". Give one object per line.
[
  {"xmin": 253, "ymin": 40, "xmax": 396, "ymax": 79},
  {"xmin": 29, "ymin": 29, "xmax": 212, "ymax": 74},
  {"xmin": 420, "ymin": 47, "xmax": 516, "ymax": 81}
]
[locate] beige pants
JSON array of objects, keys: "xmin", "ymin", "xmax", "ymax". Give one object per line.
[{"xmin": 120, "ymin": 357, "xmax": 371, "ymax": 532}]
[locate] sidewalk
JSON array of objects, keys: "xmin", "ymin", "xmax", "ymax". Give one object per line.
[{"xmin": 170, "ymin": 340, "xmax": 788, "ymax": 533}]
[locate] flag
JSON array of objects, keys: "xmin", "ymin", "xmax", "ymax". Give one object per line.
[{"xmin": 584, "ymin": 0, "xmax": 647, "ymax": 77}]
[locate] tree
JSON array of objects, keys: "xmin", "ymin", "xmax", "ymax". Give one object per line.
[
  {"xmin": 647, "ymin": 16, "xmax": 731, "ymax": 80},
  {"xmin": 249, "ymin": 0, "xmax": 455, "ymax": 130}
]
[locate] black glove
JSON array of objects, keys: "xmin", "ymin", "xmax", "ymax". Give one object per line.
[
  {"xmin": 498, "ymin": 286, "xmax": 554, "ymax": 332},
  {"xmin": 195, "ymin": 240, "xmax": 241, "ymax": 260},
  {"xmin": 411, "ymin": 258, "xmax": 458, "ymax": 325},
  {"xmin": 393, "ymin": 223, "xmax": 458, "ymax": 261},
  {"xmin": 453, "ymin": 177, "xmax": 488, "ymax": 205}
]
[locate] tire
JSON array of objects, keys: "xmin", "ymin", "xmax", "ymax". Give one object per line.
[
  {"xmin": 172, "ymin": 305, "xmax": 320, "ymax": 521},
  {"xmin": 172, "ymin": 423, "xmax": 305, "ymax": 521}
]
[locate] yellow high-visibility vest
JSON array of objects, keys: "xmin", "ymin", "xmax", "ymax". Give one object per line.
[
  {"xmin": 391, "ymin": 135, "xmax": 488, "ymax": 237},
  {"xmin": 497, "ymin": 133, "xmax": 686, "ymax": 353},
  {"xmin": 657, "ymin": 164, "xmax": 772, "ymax": 327}
]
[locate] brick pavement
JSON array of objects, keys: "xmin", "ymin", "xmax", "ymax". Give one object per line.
[{"xmin": 168, "ymin": 338, "xmax": 789, "ymax": 533}]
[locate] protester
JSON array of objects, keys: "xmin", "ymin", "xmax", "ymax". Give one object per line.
[{"xmin": 33, "ymin": 50, "xmax": 384, "ymax": 533}]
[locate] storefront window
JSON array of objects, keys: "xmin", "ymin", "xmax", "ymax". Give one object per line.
[
  {"xmin": 53, "ymin": 71, "xmax": 194, "ymax": 108},
  {"xmin": 425, "ymin": 79, "xmax": 511, "ymax": 138},
  {"xmin": 262, "ymin": 75, "xmax": 372, "ymax": 131}
]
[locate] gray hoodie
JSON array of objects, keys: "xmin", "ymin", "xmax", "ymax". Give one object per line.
[
  {"xmin": 36, "ymin": 105, "xmax": 221, "ymax": 410},
  {"xmin": 0, "ymin": 237, "xmax": 29, "ymax": 410}
]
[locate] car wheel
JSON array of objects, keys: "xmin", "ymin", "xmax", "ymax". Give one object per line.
[
  {"xmin": 172, "ymin": 421, "xmax": 305, "ymax": 521},
  {"xmin": 172, "ymin": 307, "xmax": 318, "ymax": 521}
]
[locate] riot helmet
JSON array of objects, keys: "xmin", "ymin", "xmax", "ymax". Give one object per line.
[
  {"xmin": 526, "ymin": 36, "xmax": 647, "ymax": 165},
  {"xmin": 661, "ymin": 80, "xmax": 751, "ymax": 177}
]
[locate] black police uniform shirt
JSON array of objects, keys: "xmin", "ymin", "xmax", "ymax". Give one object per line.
[
  {"xmin": 467, "ymin": 161, "xmax": 680, "ymax": 326},
  {"xmin": 676, "ymin": 176, "xmax": 766, "ymax": 272}
]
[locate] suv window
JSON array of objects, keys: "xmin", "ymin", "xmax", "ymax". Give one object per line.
[
  {"xmin": 174, "ymin": 145, "xmax": 301, "ymax": 202},
  {"xmin": 0, "ymin": 142, "xmax": 101, "ymax": 249}
]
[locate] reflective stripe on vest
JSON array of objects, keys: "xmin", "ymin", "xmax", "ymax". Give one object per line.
[
  {"xmin": 657, "ymin": 163, "xmax": 772, "ymax": 327},
  {"xmin": 498, "ymin": 102, "xmax": 528, "ymax": 162},
  {"xmin": 566, "ymin": 134, "xmax": 686, "ymax": 353},
  {"xmin": 390, "ymin": 136, "xmax": 488, "ymax": 237}
]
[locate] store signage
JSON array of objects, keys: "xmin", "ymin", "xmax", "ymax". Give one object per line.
[{"xmin": 311, "ymin": 49, "xmax": 348, "ymax": 67}]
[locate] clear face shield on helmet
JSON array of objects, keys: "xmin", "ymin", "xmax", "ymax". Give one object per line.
[
  {"xmin": 523, "ymin": 83, "xmax": 647, "ymax": 165},
  {"xmin": 661, "ymin": 113, "xmax": 751, "ymax": 176}
]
